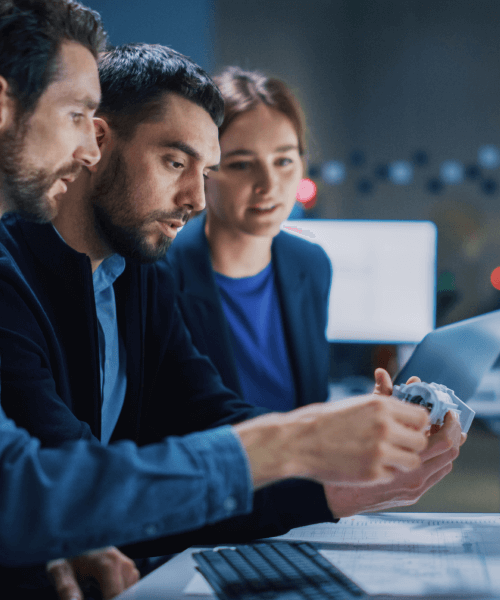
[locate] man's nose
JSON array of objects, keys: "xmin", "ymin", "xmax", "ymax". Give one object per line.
[
  {"xmin": 74, "ymin": 118, "xmax": 101, "ymax": 167},
  {"xmin": 177, "ymin": 173, "xmax": 206, "ymax": 213}
]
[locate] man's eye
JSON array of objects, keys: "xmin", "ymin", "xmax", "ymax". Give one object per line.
[
  {"xmin": 71, "ymin": 113, "xmax": 84, "ymax": 123},
  {"xmin": 165, "ymin": 158, "xmax": 184, "ymax": 169},
  {"xmin": 277, "ymin": 157, "xmax": 293, "ymax": 166}
]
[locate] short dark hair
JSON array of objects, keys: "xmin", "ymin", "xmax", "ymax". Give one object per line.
[
  {"xmin": 0, "ymin": 0, "xmax": 106, "ymax": 115},
  {"xmin": 214, "ymin": 66, "xmax": 307, "ymax": 156},
  {"xmin": 97, "ymin": 43, "xmax": 224, "ymax": 139}
]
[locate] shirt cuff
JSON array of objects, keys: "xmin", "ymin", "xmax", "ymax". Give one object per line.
[{"xmin": 187, "ymin": 425, "xmax": 253, "ymax": 524}]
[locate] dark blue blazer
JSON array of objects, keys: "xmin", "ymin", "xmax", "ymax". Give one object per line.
[
  {"xmin": 166, "ymin": 214, "xmax": 332, "ymax": 408},
  {"xmin": 0, "ymin": 214, "xmax": 335, "ymax": 580}
]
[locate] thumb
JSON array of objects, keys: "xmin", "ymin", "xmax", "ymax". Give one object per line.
[{"xmin": 373, "ymin": 368, "xmax": 393, "ymax": 396}]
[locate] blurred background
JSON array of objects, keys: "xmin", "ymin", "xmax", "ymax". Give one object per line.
[{"xmin": 86, "ymin": 0, "xmax": 500, "ymax": 511}]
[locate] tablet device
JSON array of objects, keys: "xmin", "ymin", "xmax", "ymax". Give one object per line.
[{"xmin": 393, "ymin": 310, "xmax": 500, "ymax": 406}]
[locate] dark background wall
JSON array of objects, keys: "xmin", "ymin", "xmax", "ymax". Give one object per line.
[
  {"xmin": 86, "ymin": 0, "xmax": 500, "ymax": 326},
  {"xmin": 215, "ymin": 0, "xmax": 500, "ymax": 326},
  {"xmin": 87, "ymin": 0, "xmax": 215, "ymax": 70}
]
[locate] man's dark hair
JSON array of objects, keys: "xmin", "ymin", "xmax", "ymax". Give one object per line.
[
  {"xmin": 0, "ymin": 0, "xmax": 107, "ymax": 115},
  {"xmin": 97, "ymin": 43, "xmax": 224, "ymax": 139}
]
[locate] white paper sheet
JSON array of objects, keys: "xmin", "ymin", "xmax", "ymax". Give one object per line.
[{"xmin": 276, "ymin": 513, "xmax": 500, "ymax": 597}]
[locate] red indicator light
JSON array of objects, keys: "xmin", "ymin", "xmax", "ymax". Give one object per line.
[
  {"xmin": 296, "ymin": 178, "xmax": 317, "ymax": 203},
  {"xmin": 491, "ymin": 267, "xmax": 500, "ymax": 290}
]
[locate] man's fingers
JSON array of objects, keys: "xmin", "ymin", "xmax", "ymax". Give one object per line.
[
  {"xmin": 386, "ymin": 419, "xmax": 429, "ymax": 454},
  {"xmin": 67, "ymin": 547, "xmax": 139, "ymax": 600},
  {"xmin": 421, "ymin": 445, "xmax": 459, "ymax": 474},
  {"xmin": 414, "ymin": 461, "xmax": 453, "ymax": 496},
  {"xmin": 388, "ymin": 397, "xmax": 430, "ymax": 431},
  {"xmin": 91, "ymin": 558, "xmax": 125, "ymax": 599},
  {"xmin": 381, "ymin": 441, "xmax": 423, "ymax": 473},
  {"xmin": 443, "ymin": 411, "xmax": 463, "ymax": 448},
  {"xmin": 46, "ymin": 559, "xmax": 82, "ymax": 600},
  {"xmin": 121, "ymin": 562, "xmax": 140, "ymax": 591},
  {"xmin": 423, "ymin": 411, "xmax": 462, "ymax": 459},
  {"xmin": 405, "ymin": 375, "xmax": 421, "ymax": 385},
  {"xmin": 92, "ymin": 549, "xmax": 139, "ymax": 599}
]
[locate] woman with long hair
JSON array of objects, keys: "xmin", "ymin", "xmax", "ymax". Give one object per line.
[
  {"xmin": 166, "ymin": 66, "xmax": 465, "ymax": 518},
  {"xmin": 167, "ymin": 66, "xmax": 330, "ymax": 411}
]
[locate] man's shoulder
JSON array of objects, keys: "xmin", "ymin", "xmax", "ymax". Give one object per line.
[
  {"xmin": 0, "ymin": 216, "xmax": 32, "ymax": 284},
  {"xmin": 0, "ymin": 214, "xmax": 26, "ymax": 255},
  {"xmin": 163, "ymin": 214, "xmax": 210, "ymax": 292}
]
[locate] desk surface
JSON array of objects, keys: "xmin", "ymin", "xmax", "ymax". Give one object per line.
[{"xmin": 115, "ymin": 512, "xmax": 500, "ymax": 599}]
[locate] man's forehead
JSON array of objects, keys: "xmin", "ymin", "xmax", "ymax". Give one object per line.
[
  {"xmin": 43, "ymin": 41, "xmax": 101, "ymax": 105},
  {"xmin": 158, "ymin": 93, "xmax": 216, "ymax": 128},
  {"xmin": 135, "ymin": 99, "xmax": 220, "ymax": 162}
]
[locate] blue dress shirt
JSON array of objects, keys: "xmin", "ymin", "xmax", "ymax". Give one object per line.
[{"xmin": 92, "ymin": 254, "xmax": 127, "ymax": 444}]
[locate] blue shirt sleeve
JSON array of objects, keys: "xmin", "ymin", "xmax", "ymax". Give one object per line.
[{"xmin": 0, "ymin": 404, "xmax": 252, "ymax": 567}]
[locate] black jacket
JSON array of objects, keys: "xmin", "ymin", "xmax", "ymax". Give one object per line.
[{"xmin": 0, "ymin": 214, "xmax": 334, "ymax": 563}]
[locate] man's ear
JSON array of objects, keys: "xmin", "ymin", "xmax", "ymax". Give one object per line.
[
  {"xmin": 87, "ymin": 117, "xmax": 114, "ymax": 172},
  {"xmin": 0, "ymin": 76, "xmax": 17, "ymax": 133}
]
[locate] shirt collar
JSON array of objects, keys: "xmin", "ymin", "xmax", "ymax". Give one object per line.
[{"xmin": 92, "ymin": 254, "xmax": 126, "ymax": 294}]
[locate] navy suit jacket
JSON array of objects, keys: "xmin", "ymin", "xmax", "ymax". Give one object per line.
[
  {"xmin": 166, "ymin": 214, "xmax": 332, "ymax": 407},
  {"xmin": 0, "ymin": 215, "xmax": 335, "ymax": 577}
]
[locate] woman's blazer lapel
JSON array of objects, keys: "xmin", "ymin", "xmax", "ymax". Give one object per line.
[{"xmin": 167, "ymin": 215, "xmax": 243, "ymax": 397}]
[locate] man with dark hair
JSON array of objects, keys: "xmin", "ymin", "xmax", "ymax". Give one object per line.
[
  {"xmin": 0, "ymin": 40, "xmax": 431, "ymax": 597},
  {"xmin": 0, "ymin": 0, "xmax": 105, "ymax": 223},
  {"xmin": 90, "ymin": 43, "xmax": 225, "ymax": 263},
  {"xmin": 0, "ymin": 3, "xmax": 152, "ymax": 596}
]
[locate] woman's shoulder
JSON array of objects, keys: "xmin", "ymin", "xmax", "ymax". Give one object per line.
[
  {"xmin": 171, "ymin": 213, "xmax": 206, "ymax": 250},
  {"xmin": 274, "ymin": 229, "xmax": 331, "ymax": 267},
  {"xmin": 165, "ymin": 213, "xmax": 207, "ymax": 268}
]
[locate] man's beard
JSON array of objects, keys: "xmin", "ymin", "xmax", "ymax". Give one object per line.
[
  {"xmin": 0, "ymin": 120, "xmax": 81, "ymax": 223},
  {"xmin": 90, "ymin": 149, "xmax": 187, "ymax": 263}
]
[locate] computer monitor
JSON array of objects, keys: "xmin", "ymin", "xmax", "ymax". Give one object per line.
[{"xmin": 281, "ymin": 219, "xmax": 437, "ymax": 343}]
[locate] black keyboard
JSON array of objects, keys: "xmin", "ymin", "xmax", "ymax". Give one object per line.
[{"xmin": 192, "ymin": 541, "xmax": 367, "ymax": 599}]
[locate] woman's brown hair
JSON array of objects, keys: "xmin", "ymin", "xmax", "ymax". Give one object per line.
[{"xmin": 213, "ymin": 66, "xmax": 306, "ymax": 156}]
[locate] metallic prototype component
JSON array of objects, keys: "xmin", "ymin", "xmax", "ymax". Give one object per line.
[{"xmin": 393, "ymin": 382, "xmax": 475, "ymax": 433}]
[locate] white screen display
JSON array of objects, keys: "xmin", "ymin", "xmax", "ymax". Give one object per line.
[{"xmin": 281, "ymin": 219, "xmax": 437, "ymax": 343}]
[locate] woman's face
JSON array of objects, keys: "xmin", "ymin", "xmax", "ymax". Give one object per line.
[{"xmin": 205, "ymin": 103, "xmax": 303, "ymax": 238}]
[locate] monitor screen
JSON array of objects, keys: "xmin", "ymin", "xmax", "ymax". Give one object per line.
[{"xmin": 281, "ymin": 219, "xmax": 437, "ymax": 343}]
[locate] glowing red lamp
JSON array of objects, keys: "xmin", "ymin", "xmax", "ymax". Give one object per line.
[
  {"xmin": 296, "ymin": 178, "xmax": 317, "ymax": 209},
  {"xmin": 491, "ymin": 266, "xmax": 500, "ymax": 290}
]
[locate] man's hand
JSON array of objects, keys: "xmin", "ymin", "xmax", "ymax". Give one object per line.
[
  {"xmin": 47, "ymin": 547, "xmax": 140, "ymax": 600},
  {"xmin": 324, "ymin": 410, "xmax": 466, "ymax": 517},
  {"xmin": 235, "ymin": 384, "xmax": 430, "ymax": 489}
]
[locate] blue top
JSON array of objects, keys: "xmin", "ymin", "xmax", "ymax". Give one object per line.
[
  {"xmin": 215, "ymin": 263, "xmax": 296, "ymax": 411},
  {"xmin": 93, "ymin": 254, "xmax": 127, "ymax": 444},
  {"xmin": 166, "ymin": 214, "xmax": 333, "ymax": 410}
]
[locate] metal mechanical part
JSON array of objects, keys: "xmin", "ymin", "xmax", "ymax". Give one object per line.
[{"xmin": 392, "ymin": 382, "xmax": 475, "ymax": 433}]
